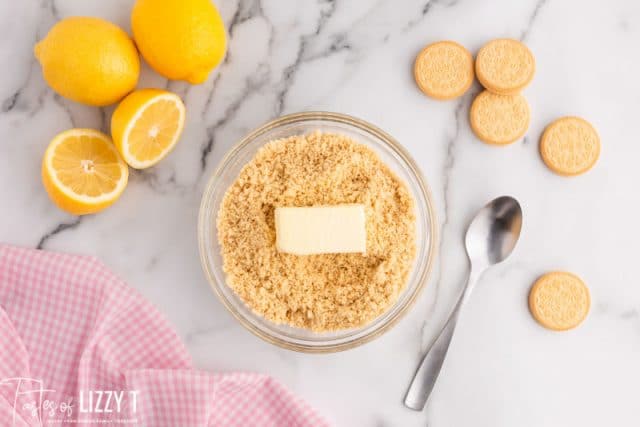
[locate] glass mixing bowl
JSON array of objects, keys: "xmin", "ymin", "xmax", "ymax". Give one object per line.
[{"xmin": 198, "ymin": 111, "xmax": 437, "ymax": 353}]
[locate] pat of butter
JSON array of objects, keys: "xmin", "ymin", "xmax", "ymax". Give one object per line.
[{"xmin": 275, "ymin": 204, "xmax": 366, "ymax": 255}]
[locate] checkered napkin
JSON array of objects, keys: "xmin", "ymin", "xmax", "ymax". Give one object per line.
[{"xmin": 0, "ymin": 244, "xmax": 329, "ymax": 427}]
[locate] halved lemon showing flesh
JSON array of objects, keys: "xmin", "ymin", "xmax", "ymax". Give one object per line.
[
  {"xmin": 111, "ymin": 88, "xmax": 186, "ymax": 169},
  {"xmin": 42, "ymin": 129, "xmax": 129, "ymax": 215}
]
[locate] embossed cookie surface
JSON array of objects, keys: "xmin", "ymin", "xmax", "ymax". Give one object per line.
[
  {"xmin": 414, "ymin": 41, "xmax": 474, "ymax": 100},
  {"xmin": 540, "ymin": 116, "xmax": 600, "ymax": 176},
  {"xmin": 529, "ymin": 272, "xmax": 590, "ymax": 331},
  {"xmin": 475, "ymin": 39, "xmax": 535, "ymax": 95},
  {"xmin": 470, "ymin": 90, "xmax": 530, "ymax": 145}
]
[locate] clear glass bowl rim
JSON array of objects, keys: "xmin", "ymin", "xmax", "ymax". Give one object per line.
[{"xmin": 197, "ymin": 111, "xmax": 438, "ymax": 353}]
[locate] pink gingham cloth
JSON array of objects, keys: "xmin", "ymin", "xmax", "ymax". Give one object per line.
[{"xmin": 0, "ymin": 244, "xmax": 329, "ymax": 427}]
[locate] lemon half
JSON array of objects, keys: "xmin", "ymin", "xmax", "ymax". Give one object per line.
[
  {"xmin": 42, "ymin": 129, "xmax": 129, "ymax": 215},
  {"xmin": 111, "ymin": 89, "xmax": 186, "ymax": 169}
]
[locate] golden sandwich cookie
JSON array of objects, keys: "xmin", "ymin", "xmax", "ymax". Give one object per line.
[
  {"xmin": 470, "ymin": 90, "xmax": 530, "ymax": 145},
  {"xmin": 414, "ymin": 41, "xmax": 474, "ymax": 100},
  {"xmin": 540, "ymin": 116, "xmax": 600, "ymax": 176},
  {"xmin": 475, "ymin": 38, "xmax": 535, "ymax": 95},
  {"xmin": 529, "ymin": 271, "xmax": 591, "ymax": 331}
]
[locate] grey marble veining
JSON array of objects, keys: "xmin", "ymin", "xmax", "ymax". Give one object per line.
[{"xmin": 1, "ymin": 0, "xmax": 640, "ymax": 425}]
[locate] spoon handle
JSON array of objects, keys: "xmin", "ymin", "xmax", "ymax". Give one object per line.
[{"xmin": 404, "ymin": 271, "xmax": 479, "ymax": 411}]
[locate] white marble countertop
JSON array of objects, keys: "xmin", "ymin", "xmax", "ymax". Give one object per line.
[{"xmin": 2, "ymin": 0, "xmax": 639, "ymax": 425}]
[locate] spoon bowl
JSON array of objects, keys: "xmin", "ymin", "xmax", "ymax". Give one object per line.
[{"xmin": 465, "ymin": 196, "xmax": 523, "ymax": 268}]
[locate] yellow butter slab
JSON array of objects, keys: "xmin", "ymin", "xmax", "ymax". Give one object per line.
[{"xmin": 275, "ymin": 204, "xmax": 366, "ymax": 255}]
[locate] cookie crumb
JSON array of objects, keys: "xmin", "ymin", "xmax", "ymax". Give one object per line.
[{"xmin": 217, "ymin": 132, "xmax": 417, "ymax": 331}]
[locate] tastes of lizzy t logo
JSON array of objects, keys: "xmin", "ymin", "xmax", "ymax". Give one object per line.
[{"xmin": 0, "ymin": 377, "xmax": 139, "ymax": 425}]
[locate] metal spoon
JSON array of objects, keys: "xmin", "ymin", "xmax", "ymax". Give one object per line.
[{"xmin": 404, "ymin": 195, "xmax": 523, "ymax": 411}]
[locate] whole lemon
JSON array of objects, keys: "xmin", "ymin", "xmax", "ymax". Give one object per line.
[
  {"xmin": 131, "ymin": 0, "xmax": 227, "ymax": 84},
  {"xmin": 34, "ymin": 17, "xmax": 139, "ymax": 106}
]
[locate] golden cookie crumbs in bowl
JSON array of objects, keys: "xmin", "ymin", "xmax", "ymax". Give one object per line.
[
  {"xmin": 218, "ymin": 132, "xmax": 416, "ymax": 331},
  {"xmin": 198, "ymin": 112, "xmax": 437, "ymax": 352}
]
